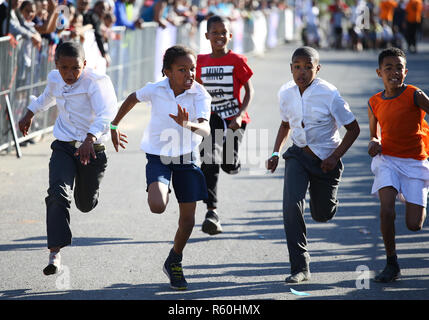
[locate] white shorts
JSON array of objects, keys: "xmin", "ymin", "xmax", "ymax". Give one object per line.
[{"xmin": 371, "ymin": 154, "xmax": 429, "ymax": 207}]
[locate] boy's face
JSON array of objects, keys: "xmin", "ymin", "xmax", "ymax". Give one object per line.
[
  {"xmin": 21, "ymin": 4, "xmax": 36, "ymax": 21},
  {"xmin": 376, "ymin": 56, "xmax": 408, "ymax": 91},
  {"xmin": 205, "ymin": 21, "xmax": 232, "ymax": 54},
  {"xmin": 290, "ymin": 55, "xmax": 320, "ymax": 92},
  {"xmin": 55, "ymin": 56, "xmax": 86, "ymax": 85},
  {"xmin": 164, "ymin": 54, "xmax": 196, "ymax": 95}
]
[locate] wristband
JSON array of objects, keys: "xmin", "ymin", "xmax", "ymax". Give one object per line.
[
  {"xmin": 272, "ymin": 152, "xmax": 279, "ymax": 158},
  {"xmin": 110, "ymin": 123, "xmax": 118, "ymax": 130}
]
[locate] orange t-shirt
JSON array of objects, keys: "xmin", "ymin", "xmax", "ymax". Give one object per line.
[
  {"xmin": 406, "ymin": 0, "xmax": 423, "ymax": 23},
  {"xmin": 379, "ymin": 0, "xmax": 398, "ymax": 22},
  {"xmin": 369, "ymin": 85, "xmax": 429, "ymax": 160}
]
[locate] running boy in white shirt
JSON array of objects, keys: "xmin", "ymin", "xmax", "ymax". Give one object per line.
[
  {"xmin": 18, "ymin": 41, "xmax": 118, "ymax": 276},
  {"xmin": 266, "ymin": 46, "xmax": 360, "ymax": 283},
  {"xmin": 110, "ymin": 45, "xmax": 211, "ymax": 290}
]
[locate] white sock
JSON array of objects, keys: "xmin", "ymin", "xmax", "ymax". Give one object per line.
[{"xmin": 48, "ymin": 251, "xmax": 61, "ymax": 268}]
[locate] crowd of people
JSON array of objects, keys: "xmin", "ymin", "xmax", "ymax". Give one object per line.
[
  {"xmin": 299, "ymin": 0, "xmax": 428, "ymax": 53},
  {"xmin": 0, "ymin": 0, "xmax": 288, "ymax": 70},
  {"xmin": 2, "ymin": 0, "xmax": 428, "ymax": 74}
]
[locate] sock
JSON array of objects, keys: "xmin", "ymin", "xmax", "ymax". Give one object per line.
[{"xmin": 169, "ymin": 248, "xmax": 182, "ymax": 263}]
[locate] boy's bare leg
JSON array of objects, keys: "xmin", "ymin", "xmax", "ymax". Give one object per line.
[
  {"xmin": 376, "ymin": 186, "xmax": 401, "ymax": 282},
  {"xmin": 378, "ymin": 186, "xmax": 398, "ymax": 257},
  {"xmin": 163, "ymin": 202, "xmax": 196, "ymax": 290},
  {"xmin": 405, "ymin": 202, "xmax": 426, "ymax": 231},
  {"xmin": 147, "ymin": 182, "xmax": 169, "ymax": 214},
  {"xmin": 174, "ymin": 202, "xmax": 196, "ymax": 255}
]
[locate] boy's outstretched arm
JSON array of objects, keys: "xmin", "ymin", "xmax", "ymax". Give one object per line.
[
  {"xmin": 368, "ymin": 105, "xmax": 382, "ymax": 157},
  {"xmin": 229, "ymin": 79, "xmax": 254, "ymax": 130},
  {"xmin": 321, "ymin": 119, "xmax": 360, "ymax": 173},
  {"xmin": 110, "ymin": 92, "xmax": 139, "ymax": 152},
  {"xmin": 266, "ymin": 121, "xmax": 290, "ymax": 173}
]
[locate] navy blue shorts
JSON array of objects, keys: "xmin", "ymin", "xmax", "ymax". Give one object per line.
[{"xmin": 145, "ymin": 153, "xmax": 208, "ymax": 203}]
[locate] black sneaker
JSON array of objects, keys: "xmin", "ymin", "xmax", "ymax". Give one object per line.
[
  {"xmin": 43, "ymin": 252, "xmax": 61, "ymax": 276},
  {"xmin": 202, "ymin": 210, "xmax": 223, "ymax": 235},
  {"xmin": 374, "ymin": 264, "xmax": 401, "ymax": 283},
  {"xmin": 163, "ymin": 257, "xmax": 188, "ymax": 290},
  {"xmin": 285, "ymin": 270, "xmax": 311, "ymax": 284}
]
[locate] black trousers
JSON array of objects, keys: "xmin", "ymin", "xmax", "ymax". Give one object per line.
[
  {"xmin": 406, "ymin": 22, "xmax": 418, "ymax": 50},
  {"xmin": 282, "ymin": 145, "xmax": 343, "ymax": 274},
  {"xmin": 45, "ymin": 140, "xmax": 107, "ymax": 248},
  {"xmin": 200, "ymin": 113, "xmax": 246, "ymax": 209}
]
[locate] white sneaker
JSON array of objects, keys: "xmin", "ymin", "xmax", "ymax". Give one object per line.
[{"xmin": 43, "ymin": 251, "xmax": 61, "ymax": 275}]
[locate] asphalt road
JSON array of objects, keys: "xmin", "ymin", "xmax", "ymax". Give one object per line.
[{"xmin": 1, "ymin": 42, "xmax": 429, "ymax": 303}]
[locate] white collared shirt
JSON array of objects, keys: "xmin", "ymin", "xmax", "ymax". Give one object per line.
[
  {"xmin": 278, "ymin": 78, "xmax": 356, "ymax": 160},
  {"xmin": 27, "ymin": 69, "xmax": 118, "ymax": 144},
  {"xmin": 136, "ymin": 78, "xmax": 211, "ymax": 157}
]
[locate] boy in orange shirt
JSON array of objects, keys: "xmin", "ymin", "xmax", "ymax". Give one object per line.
[
  {"xmin": 405, "ymin": 0, "xmax": 423, "ymax": 52},
  {"xmin": 368, "ymin": 47, "xmax": 429, "ymax": 282}
]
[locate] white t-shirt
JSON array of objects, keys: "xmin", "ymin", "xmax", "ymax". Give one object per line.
[
  {"xmin": 278, "ymin": 78, "xmax": 356, "ymax": 160},
  {"xmin": 136, "ymin": 78, "xmax": 211, "ymax": 157}
]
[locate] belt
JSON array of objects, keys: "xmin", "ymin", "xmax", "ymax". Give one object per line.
[
  {"xmin": 302, "ymin": 146, "xmax": 320, "ymax": 160},
  {"xmin": 67, "ymin": 140, "xmax": 105, "ymax": 152}
]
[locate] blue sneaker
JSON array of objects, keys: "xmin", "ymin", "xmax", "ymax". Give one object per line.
[{"xmin": 163, "ymin": 252, "xmax": 188, "ymax": 290}]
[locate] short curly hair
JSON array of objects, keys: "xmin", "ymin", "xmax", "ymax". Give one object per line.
[
  {"xmin": 378, "ymin": 47, "xmax": 406, "ymax": 67},
  {"xmin": 55, "ymin": 41, "xmax": 85, "ymax": 62}
]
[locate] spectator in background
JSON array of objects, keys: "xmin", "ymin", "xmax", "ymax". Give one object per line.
[
  {"xmin": 405, "ymin": 0, "xmax": 423, "ymax": 53},
  {"xmin": 84, "ymin": 0, "xmax": 112, "ymax": 66},
  {"xmin": 393, "ymin": 0, "xmax": 406, "ymax": 36},
  {"xmin": 19, "ymin": 1, "xmax": 40, "ymax": 73},
  {"xmin": 114, "ymin": 0, "xmax": 143, "ymax": 29},
  {"xmin": 101, "ymin": 10, "xmax": 119, "ymax": 58},
  {"xmin": 3, "ymin": 0, "xmax": 42, "ymax": 47},
  {"xmin": 76, "ymin": 0, "xmax": 90, "ymax": 15},
  {"xmin": 33, "ymin": 0, "xmax": 59, "ymax": 45},
  {"xmin": 140, "ymin": 0, "xmax": 172, "ymax": 28},
  {"xmin": 328, "ymin": 0, "xmax": 349, "ymax": 49},
  {"xmin": 65, "ymin": 3, "xmax": 86, "ymax": 43},
  {"xmin": 379, "ymin": 0, "xmax": 398, "ymax": 26},
  {"xmin": 0, "ymin": 0, "xmax": 10, "ymax": 36}
]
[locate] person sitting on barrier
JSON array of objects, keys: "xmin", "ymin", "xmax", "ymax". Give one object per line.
[
  {"xmin": 368, "ymin": 47, "xmax": 429, "ymax": 282},
  {"xmin": 266, "ymin": 46, "xmax": 360, "ymax": 283},
  {"xmin": 18, "ymin": 41, "xmax": 120, "ymax": 276},
  {"xmin": 110, "ymin": 45, "xmax": 211, "ymax": 290}
]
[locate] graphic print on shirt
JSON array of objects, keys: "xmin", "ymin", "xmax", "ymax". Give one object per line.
[{"xmin": 200, "ymin": 65, "xmax": 239, "ymax": 119}]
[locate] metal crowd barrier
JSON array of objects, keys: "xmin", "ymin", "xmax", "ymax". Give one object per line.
[{"xmin": 0, "ymin": 9, "xmax": 291, "ymax": 156}]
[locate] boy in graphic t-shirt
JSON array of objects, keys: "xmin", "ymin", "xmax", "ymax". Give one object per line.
[{"xmin": 196, "ymin": 15, "xmax": 254, "ymax": 235}]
